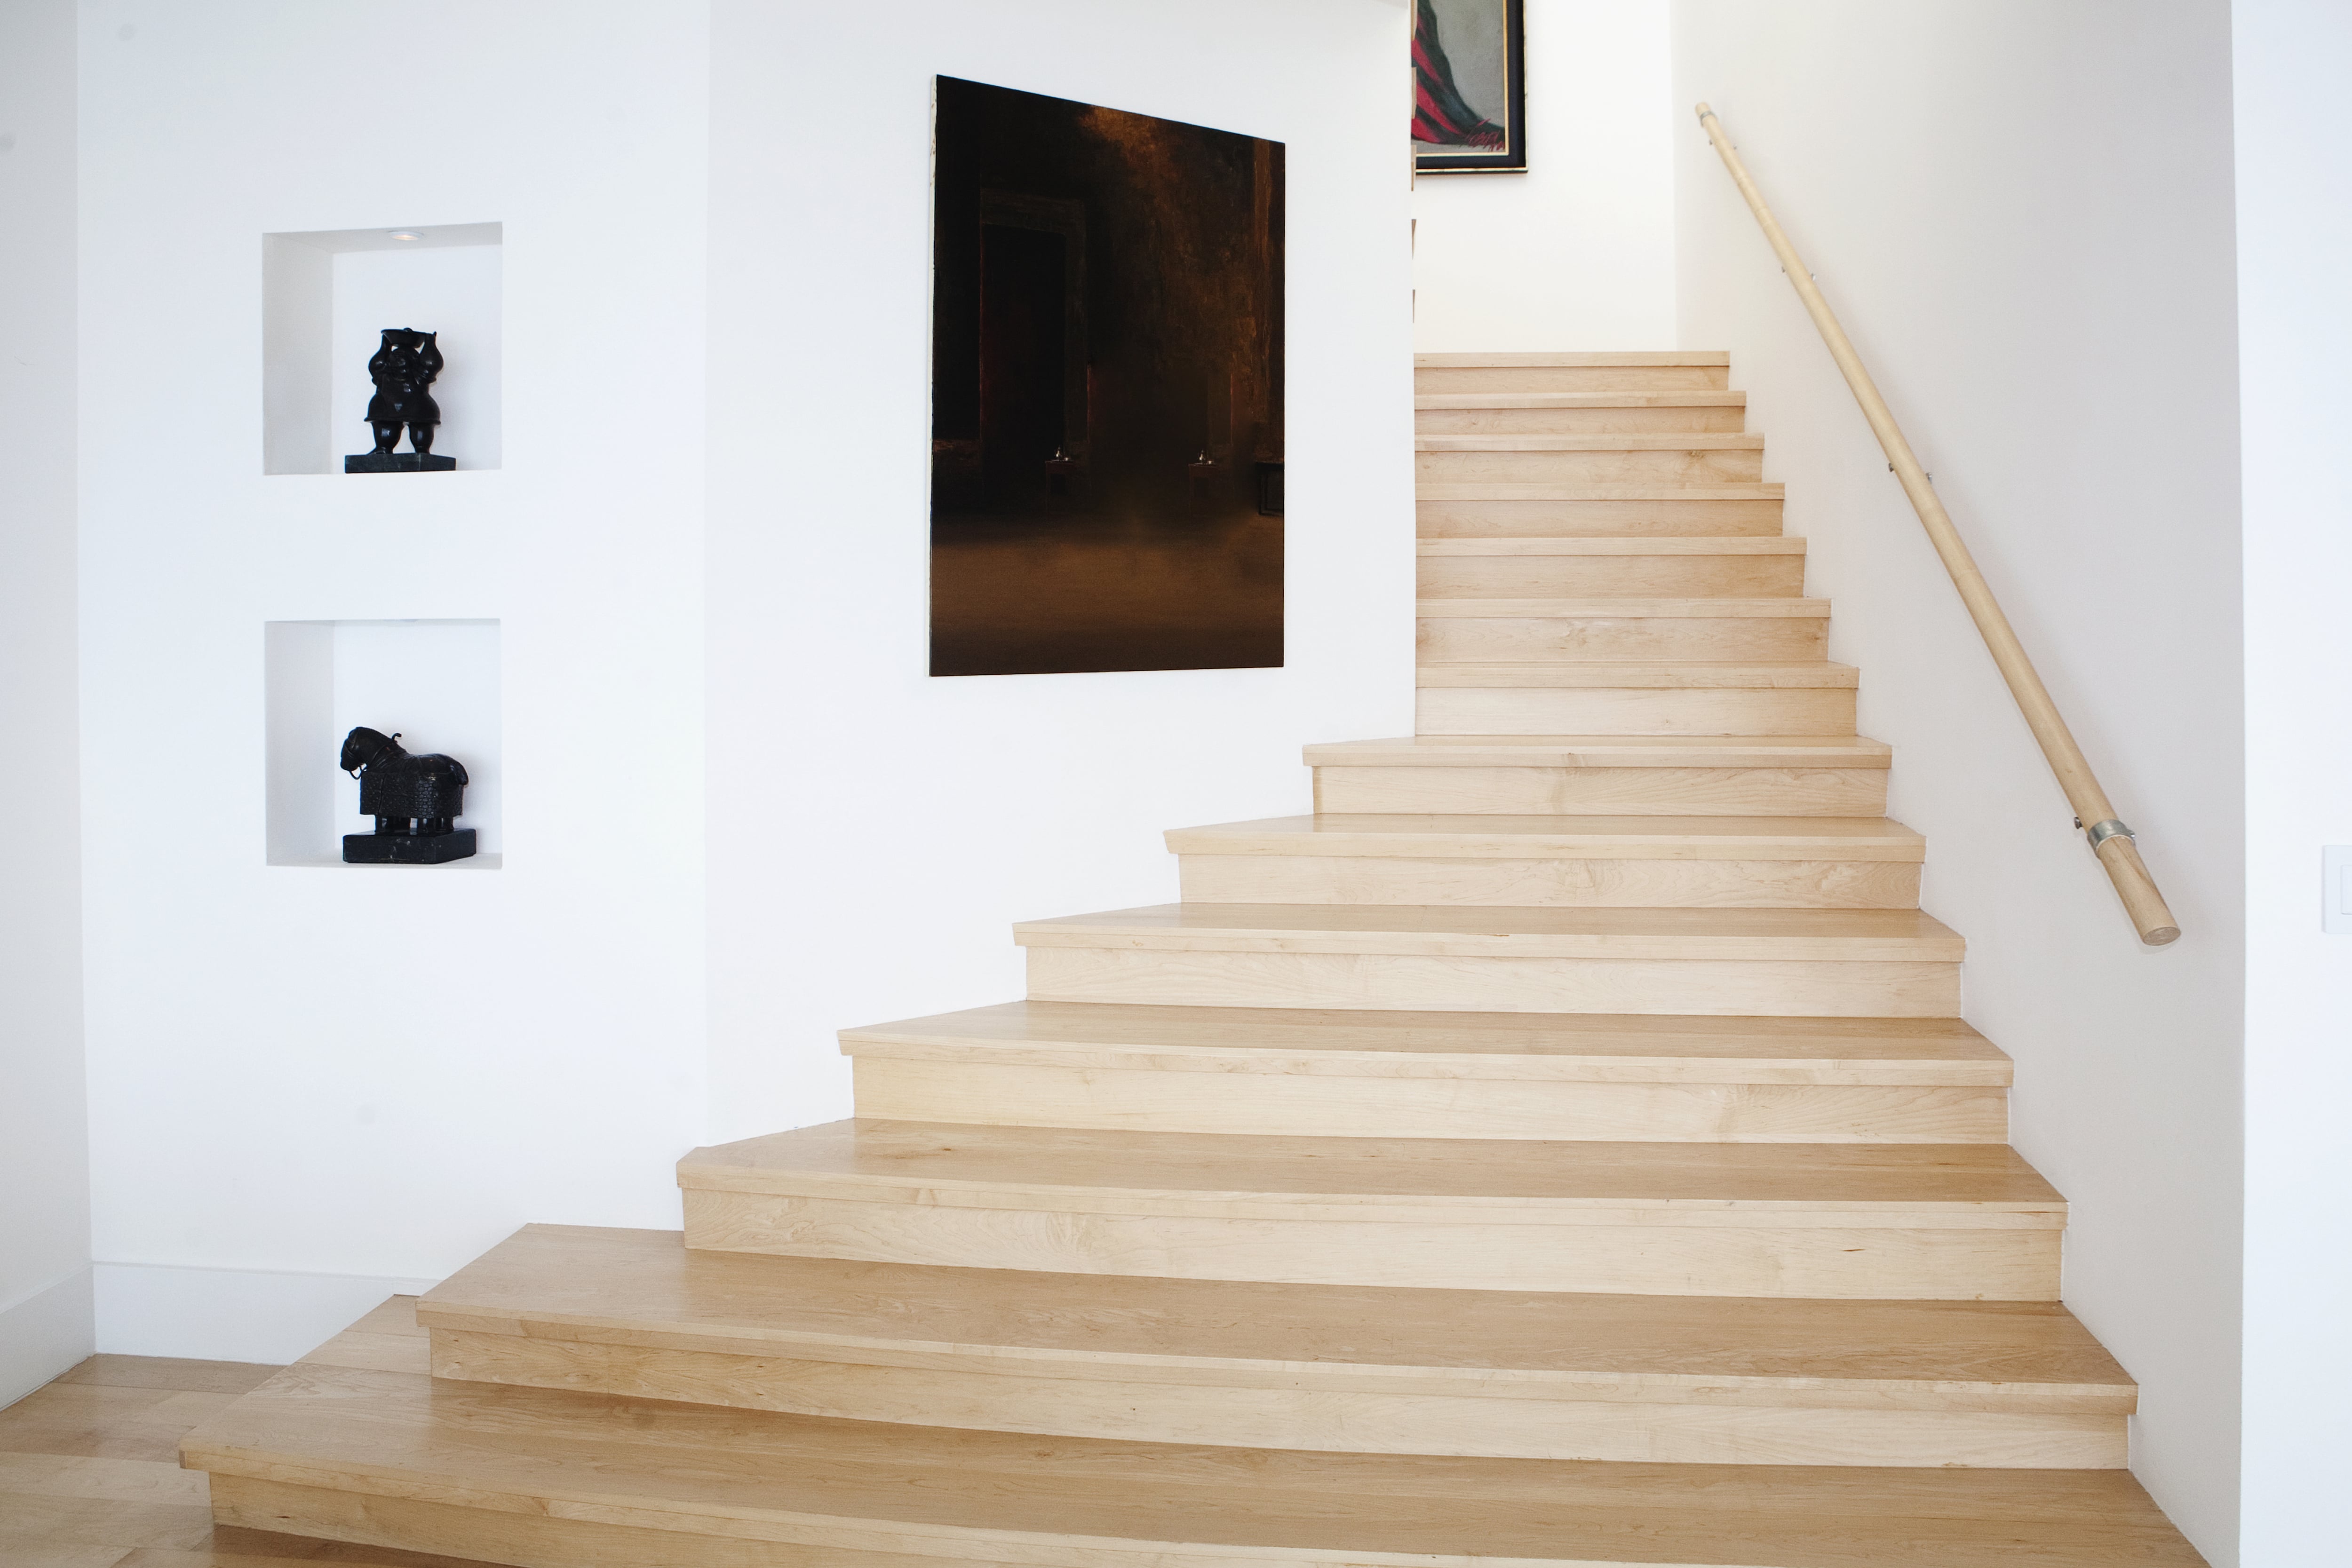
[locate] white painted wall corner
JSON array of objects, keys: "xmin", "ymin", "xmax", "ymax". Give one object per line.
[{"xmin": 0, "ymin": 1269, "xmax": 96, "ymax": 1409}]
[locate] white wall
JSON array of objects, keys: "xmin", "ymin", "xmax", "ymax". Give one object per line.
[
  {"xmin": 704, "ymin": 0, "xmax": 1417, "ymax": 1146},
  {"xmin": 0, "ymin": 0, "xmax": 94, "ymax": 1407},
  {"xmin": 69, "ymin": 0, "xmax": 1412, "ymax": 1362},
  {"xmin": 2233, "ymin": 4, "xmax": 2352, "ymax": 1561},
  {"xmin": 1413, "ymin": 0, "xmax": 1675, "ymax": 350},
  {"xmin": 1672, "ymin": 4, "xmax": 2242, "ymax": 1560},
  {"xmin": 77, "ymin": 0, "xmax": 710, "ymax": 1361}
]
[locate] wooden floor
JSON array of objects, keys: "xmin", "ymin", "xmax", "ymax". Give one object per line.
[{"xmin": 0, "ymin": 1300, "xmax": 490, "ymax": 1568}]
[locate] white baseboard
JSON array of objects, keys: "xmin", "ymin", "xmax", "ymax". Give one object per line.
[
  {"xmin": 0, "ymin": 1267, "xmax": 97, "ymax": 1408},
  {"xmin": 94, "ymin": 1262, "xmax": 437, "ymax": 1364}
]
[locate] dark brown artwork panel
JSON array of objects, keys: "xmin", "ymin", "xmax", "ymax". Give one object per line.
[{"xmin": 930, "ymin": 76, "xmax": 1285, "ymax": 677}]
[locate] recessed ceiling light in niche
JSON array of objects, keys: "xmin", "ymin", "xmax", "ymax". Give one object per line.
[{"xmin": 387, "ymin": 230, "xmax": 423, "ymax": 241}]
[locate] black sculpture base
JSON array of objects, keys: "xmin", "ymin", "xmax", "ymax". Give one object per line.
[
  {"xmin": 343, "ymin": 828, "xmax": 477, "ymax": 865},
  {"xmin": 345, "ymin": 451, "xmax": 455, "ymax": 474}
]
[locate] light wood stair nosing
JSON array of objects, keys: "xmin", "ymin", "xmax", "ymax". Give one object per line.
[
  {"xmin": 1415, "ymin": 391, "xmax": 1749, "ymax": 409},
  {"xmin": 1303, "ymin": 736, "xmax": 1896, "ymax": 768},
  {"xmin": 1417, "ymin": 483, "xmax": 1786, "ymax": 500},
  {"xmin": 835, "ymin": 1002, "xmax": 2011, "ymax": 1086},
  {"xmin": 1415, "ymin": 434, "xmax": 1768, "ymax": 452},
  {"xmin": 1419, "ymin": 537, "xmax": 1805, "ymax": 556},
  {"xmin": 183, "ymin": 1360, "xmax": 2203, "ymax": 1568},
  {"xmin": 1416, "ymin": 351, "xmax": 1734, "ymax": 367}
]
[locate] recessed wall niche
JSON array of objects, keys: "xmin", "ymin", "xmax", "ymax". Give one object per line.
[
  {"xmin": 266, "ymin": 620, "xmax": 501, "ymax": 868},
  {"xmin": 262, "ymin": 223, "xmax": 503, "ymax": 475}
]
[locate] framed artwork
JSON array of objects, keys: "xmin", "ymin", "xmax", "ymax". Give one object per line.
[
  {"xmin": 930, "ymin": 77, "xmax": 1285, "ymax": 677},
  {"xmin": 1412, "ymin": 0, "xmax": 1526, "ymax": 174}
]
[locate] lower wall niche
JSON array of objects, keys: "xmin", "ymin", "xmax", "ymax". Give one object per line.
[{"xmin": 265, "ymin": 619, "xmax": 501, "ymax": 868}]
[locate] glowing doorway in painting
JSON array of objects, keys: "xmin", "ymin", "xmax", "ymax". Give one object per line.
[{"xmin": 930, "ymin": 77, "xmax": 1284, "ymax": 677}]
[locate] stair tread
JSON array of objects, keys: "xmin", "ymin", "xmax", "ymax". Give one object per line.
[
  {"xmin": 839, "ymin": 1000, "xmax": 2009, "ymax": 1083},
  {"xmin": 1417, "ymin": 391, "xmax": 1748, "ymax": 409},
  {"xmin": 679, "ymin": 1119, "xmax": 2055, "ymax": 1212},
  {"xmin": 1417, "ymin": 663, "xmax": 1858, "ymax": 689},
  {"xmin": 1418, "ymin": 434, "xmax": 1767, "ymax": 451},
  {"xmin": 1418, "ymin": 599, "xmax": 1830, "ymax": 618},
  {"xmin": 1421, "ymin": 537, "xmax": 1804, "ymax": 555},
  {"xmin": 1418, "ymin": 351, "xmax": 1732, "ymax": 366},
  {"xmin": 1306, "ymin": 735, "xmax": 1893, "ymax": 766},
  {"xmin": 183, "ymin": 1362, "xmax": 2200, "ymax": 1568},
  {"xmin": 1014, "ymin": 903, "xmax": 1962, "ymax": 961},
  {"xmin": 1168, "ymin": 814, "xmax": 1923, "ymax": 858},
  {"xmin": 423, "ymin": 1224, "xmax": 2125, "ymax": 1396},
  {"xmin": 1420, "ymin": 483, "xmax": 1786, "ymax": 500}
]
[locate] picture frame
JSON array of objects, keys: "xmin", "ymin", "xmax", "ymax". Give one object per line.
[{"xmin": 1412, "ymin": 0, "xmax": 1526, "ymax": 175}]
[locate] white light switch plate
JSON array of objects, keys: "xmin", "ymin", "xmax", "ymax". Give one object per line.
[{"xmin": 2326, "ymin": 847, "xmax": 2352, "ymax": 934}]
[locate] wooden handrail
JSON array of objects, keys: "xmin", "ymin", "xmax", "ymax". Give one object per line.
[{"xmin": 1694, "ymin": 103, "xmax": 2179, "ymax": 947}]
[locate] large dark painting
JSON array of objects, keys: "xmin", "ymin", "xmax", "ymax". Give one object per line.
[
  {"xmin": 930, "ymin": 77, "xmax": 1285, "ymax": 677},
  {"xmin": 1412, "ymin": 0, "xmax": 1526, "ymax": 174}
]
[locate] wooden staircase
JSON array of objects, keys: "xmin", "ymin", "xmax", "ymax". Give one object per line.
[{"xmin": 178, "ymin": 351, "xmax": 2207, "ymax": 1567}]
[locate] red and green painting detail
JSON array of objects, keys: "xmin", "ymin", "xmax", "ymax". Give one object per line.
[{"xmin": 930, "ymin": 76, "xmax": 1284, "ymax": 677}]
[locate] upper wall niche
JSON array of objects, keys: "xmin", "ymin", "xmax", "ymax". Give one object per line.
[{"xmin": 263, "ymin": 223, "xmax": 504, "ymax": 475}]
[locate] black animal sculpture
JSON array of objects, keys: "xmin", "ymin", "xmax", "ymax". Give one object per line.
[
  {"xmin": 340, "ymin": 726, "xmax": 477, "ymax": 863},
  {"xmin": 344, "ymin": 329, "xmax": 455, "ymax": 473}
]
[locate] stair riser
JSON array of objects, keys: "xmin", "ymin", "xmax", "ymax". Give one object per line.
[
  {"xmin": 1416, "ymin": 406, "xmax": 1746, "ymax": 435},
  {"xmin": 209, "ymin": 1475, "xmax": 1066, "ymax": 1568},
  {"xmin": 1312, "ymin": 765, "xmax": 1890, "ymax": 816},
  {"xmin": 1419, "ymin": 615, "xmax": 1827, "ymax": 662},
  {"xmin": 682, "ymin": 1190, "xmax": 2059, "ymax": 1300},
  {"xmin": 1175, "ymin": 855, "xmax": 1921, "ymax": 910},
  {"xmin": 1418, "ymin": 687, "xmax": 1859, "ymax": 736},
  {"xmin": 1025, "ymin": 947, "xmax": 1962, "ymax": 1018},
  {"xmin": 1416, "ymin": 365, "xmax": 1730, "ymax": 392},
  {"xmin": 850, "ymin": 1058, "xmax": 2003, "ymax": 1142},
  {"xmin": 1416, "ymin": 449, "xmax": 1764, "ymax": 484},
  {"xmin": 430, "ymin": 1330, "xmax": 2116, "ymax": 1469},
  {"xmin": 1419, "ymin": 498, "xmax": 1784, "ymax": 537},
  {"xmin": 1420, "ymin": 556, "xmax": 1805, "ymax": 598}
]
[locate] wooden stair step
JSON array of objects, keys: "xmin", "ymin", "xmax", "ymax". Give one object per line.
[
  {"xmin": 1421, "ymin": 541, "xmax": 1807, "ymax": 601},
  {"xmin": 1417, "ymin": 439, "xmax": 1764, "ymax": 487},
  {"xmin": 1306, "ymin": 736, "xmax": 1891, "ymax": 818},
  {"xmin": 1420, "ymin": 483, "xmax": 1784, "ymax": 500},
  {"xmin": 416, "ymin": 1224, "xmax": 2129, "ymax": 1467},
  {"xmin": 1419, "ymin": 600, "xmax": 1830, "ymax": 664},
  {"xmin": 1014, "ymin": 903, "xmax": 1961, "ymax": 959},
  {"xmin": 1416, "ymin": 391, "xmax": 1750, "ymax": 408},
  {"xmin": 1418, "ymin": 598, "xmax": 1828, "ymax": 617},
  {"xmin": 844, "ymin": 1001, "xmax": 2004, "ymax": 1142},
  {"xmin": 1417, "ymin": 663, "xmax": 1858, "ymax": 689},
  {"xmin": 1165, "ymin": 814, "xmax": 1925, "ymax": 859},
  {"xmin": 1305, "ymin": 736, "xmax": 1895, "ymax": 767},
  {"xmin": 1015, "ymin": 903, "xmax": 1962, "ymax": 1018},
  {"xmin": 676, "ymin": 1119, "xmax": 2059, "ymax": 1298},
  {"xmin": 179, "ymin": 1358, "xmax": 2202, "ymax": 1568},
  {"xmin": 1421, "ymin": 537, "xmax": 1803, "ymax": 554},
  {"xmin": 1418, "ymin": 666, "xmax": 1857, "ymax": 738},
  {"xmin": 1416, "ymin": 435, "xmax": 1768, "ymax": 452},
  {"xmin": 1415, "ymin": 394, "xmax": 1746, "ymax": 436},
  {"xmin": 1166, "ymin": 814, "xmax": 1924, "ymax": 914},
  {"xmin": 1417, "ymin": 486, "xmax": 1786, "ymax": 540},
  {"xmin": 1416, "ymin": 353, "xmax": 1738, "ymax": 367},
  {"xmin": 839, "ymin": 1000, "xmax": 2007, "ymax": 1082}
]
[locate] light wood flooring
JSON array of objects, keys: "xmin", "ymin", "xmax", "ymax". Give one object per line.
[{"xmin": 0, "ymin": 1300, "xmax": 488, "ymax": 1568}]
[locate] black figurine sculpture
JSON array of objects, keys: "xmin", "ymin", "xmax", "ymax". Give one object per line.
[
  {"xmin": 344, "ymin": 328, "xmax": 454, "ymax": 473},
  {"xmin": 340, "ymin": 726, "xmax": 476, "ymax": 863}
]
